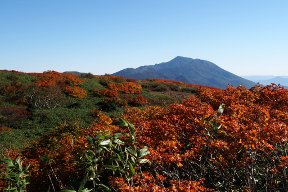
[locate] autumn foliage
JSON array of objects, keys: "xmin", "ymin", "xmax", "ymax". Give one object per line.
[
  {"xmin": 0, "ymin": 71, "xmax": 287, "ymax": 191},
  {"xmin": 33, "ymin": 71, "xmax": 87, "ymax": 98}
]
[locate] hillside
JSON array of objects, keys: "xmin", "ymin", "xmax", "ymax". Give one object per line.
[
  {"xmin": 114, "ymin": 56, "xmax": 255, "ymax": 89},
  {"xmin": 0, "ymin": 70, "xmax": 287, "ymax": 191}
]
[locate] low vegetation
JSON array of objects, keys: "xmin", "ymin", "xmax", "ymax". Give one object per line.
[{"xmin": 0, "ymin": 70, "xmax": 287, "ymax": 191}]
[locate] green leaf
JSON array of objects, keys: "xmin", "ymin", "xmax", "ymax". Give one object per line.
[
  {"xmin": 114, "ymin": 133, "xmax": 123, "ymax": 139},
  {"xmin": 15, "ymin": 157, "xmax": 21, "ymax": 166},
  {"xmin": 138, "ymin": 146, "xmax": 150, "ymax": 158},
  {"xmin": 118, "ymin": 118, "xmax": 129, "ymax": 127},
  {"xmin": 100, "ymin": 146, "xmax": 110, "ymax": 152},
  {"xmin": 105, "ymin": 165, "xmax": 120, "ymax": 171},
  {"xmin": 25, "ymin": 163, "xmax": 30, "ymax": 171},
  {"xmin": 5, "ymin": 159, "xmax": 14, "ymax": 167},
  {"xmin": 79, "ymin": 188, "xmax": 93, "ymax": 192},
  {"xmin": 99, "ymin": 139, "xmax": 111, "ymax": 146},
  {"xmin": 129, "ymin": 162, "xmax": 135, "ymax": 176},
  {"xmin": 87, "ymin": 137, "xmax": 94, "ymax": 145},
  {"xmin": 128, "ymin": 122, "xmax": 135, "ymax": 136},
  {"xmin": 138, "ymin": 159, "xmax": 150, "ymax": 164},
  {"xmin": 130, "ymin": 156, "xmax": 136, "ymax": 164},
  {"xmin": 116, "ymin": 153, "xmax": 123, "ymax": 161},
  {"xmin": 126, "ymin": 147, "xmax": 137, "ymax": 157},
  {"xmin": 95, "ymin": 135, "xmax": 106, "ymax": 140},
  {"xmin": 95, "ymin": 134, "xmax": 106, "ymax": 140},
  {"xmin": 114, "ymin": 138, "xmax": 124, "ymax": 145}
]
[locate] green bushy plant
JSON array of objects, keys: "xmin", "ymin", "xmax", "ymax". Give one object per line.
[
  {"xmin": 1, "ymin": 156, "xmax": 30, "ymax": 192},
  {"xmin": 78, "ymin": 119, "xmax": 150, "ymax": 191}
]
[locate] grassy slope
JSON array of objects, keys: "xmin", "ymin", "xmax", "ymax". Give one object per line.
[{"xmin": 0, "ymin": 71, "xmax": 199, "ymax": 151}]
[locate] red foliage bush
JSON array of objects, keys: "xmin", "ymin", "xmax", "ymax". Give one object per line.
[
  {"xmin": 64, "ymin": 86, "xmax": 87, "ymax": 99},
  {"xmin": 34, "ymin": 71, "xmax": 83, "ymax": 87},
  {"xmin": 5, "ymin": 84, "xmax": 287, "ymax": 191},
  {"xmin": 91, "ymin": 109, "xmax": 113, "ymax": 125},
  {"xmin": 107, "ymin": 82, "xmax": 142, "ymax": 94},
  {"xmin": 121, "ymin": 85, "xmax": 288, "ymax": 190},
  {"xmin": 33, "ymin": 71, "xmax": 87, "ymax": 99},
  {"xmin": 109, "ymin": 172, "xmax": 208, "ymax": 192},
  {"xmin": 129, "ymin": 96, "xmax": 149, "ymax": 106}
]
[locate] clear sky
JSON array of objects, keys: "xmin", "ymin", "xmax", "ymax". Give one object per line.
[{"xmin": 1, "ymin": 0, "xmax": 288, "ymax": 76}]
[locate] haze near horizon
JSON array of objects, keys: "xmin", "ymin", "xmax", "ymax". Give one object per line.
[{"xmin": 0, "ymin": 0, "xmax": 288, "ymax": 76}]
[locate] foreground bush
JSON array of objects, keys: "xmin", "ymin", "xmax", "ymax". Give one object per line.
[
  {"xmin": 122, "ymin": 85, "xmax": 288, "ymax": 191},
  {"xmin": 0, "ymin": 84, "xmax": 287, "ymax": 191}
]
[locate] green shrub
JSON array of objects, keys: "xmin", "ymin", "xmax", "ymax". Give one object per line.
[
  {"xmin": 153, "ymin": 84, "xmax": 169, "ymax": 92},
  {"xmin": 181, "ymin": 87, "xmax": 198, "ymax": 93},
  {"xmin": 1, "ymin": 156, "xmax": 30, "ymax": 192},
  {"xmin": 78, "ymin": 119, "xmax": 149, "ymax": 191}
]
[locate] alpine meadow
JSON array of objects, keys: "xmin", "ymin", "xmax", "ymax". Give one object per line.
[{"xmin": 0, "ymin": 71, "xmax": 287, "ymax": 191}]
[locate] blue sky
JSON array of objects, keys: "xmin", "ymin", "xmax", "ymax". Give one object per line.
[{"xmin": 1, "ymin": 0, "xmax": 288, "ymax": 76}]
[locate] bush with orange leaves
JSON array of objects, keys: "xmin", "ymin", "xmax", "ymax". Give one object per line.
[
  {"xmin": 91, "ymin": 109, "xmax": 113, "ymax": 125},
  {"xmin": 33, "ymin": 71, "xmax": 87, "ymax": 99},
  {"xmin": 22, "ymin": 122, "xmax": 88, "ymax": 191},
  {"xmin": 64, "ymin": 86, "xmax": 87, "ymax": 99},
  {"xmin": 121, "ymin": 84, "xmax": 287, "ymax": 191},
  {"xmin": 33, "ymin": 71, "xmax": 83, "ymax": 87},
  {"xmin": 107, "ymin": 82, "xmax": 142, "ymax": 94},
  {"xmin": 3, "ymin": 84, "xmax": 287, "ymax": 191},
  {"xmin": 96, "ymin": 76, "xmax": 142, "ymax": 100},
  {"xmin": 129, "ymin": 95, "xmax": 149, "ymax": 106},
  {"xmin": 109, "ymin": 172, "xmax": 208, "ymax": 192}
]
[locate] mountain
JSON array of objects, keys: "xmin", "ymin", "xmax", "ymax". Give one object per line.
[
  {"xmin": 113, "ymin": 56, "xmax": 255, "ymax": 89},
  {"xmin": 260, "ymin": 77, "xmax": 288, "ymax": 87},
  {"xmin": 244, "ymin": 76, "xmax": 288, "ymax": 87}
]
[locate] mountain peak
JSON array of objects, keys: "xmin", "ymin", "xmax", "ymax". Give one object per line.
[
  {"xmin": 170, "ymin": 56, "xmax": 193, "ymax": 63},
  {"xmin": 174, "ymin": 56, "xmax": 191, "ymax": 60}
]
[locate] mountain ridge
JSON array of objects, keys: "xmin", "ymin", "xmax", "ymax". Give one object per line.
[
  {"xmin": 243, "ymin": 76, "xmax": 288, "ymax": 87},
  {"xmin": 113, "ymin": 56, "xmax": 255, "ymax": 89}
]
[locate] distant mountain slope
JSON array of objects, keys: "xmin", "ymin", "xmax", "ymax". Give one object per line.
[
  {"xmin": 114, "ymin": 56, "xmax": 255, "ymax": 89},
  {"xmin": 262, "ymin": 77, "xmax": 288, "ymax": 87},
  {"xmin": 244, "ymin": 76, "xmax": 288, "ymax": 87}
]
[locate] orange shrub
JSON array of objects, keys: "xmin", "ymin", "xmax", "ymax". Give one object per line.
[
  {"xmin": 121, "ymin": 82, "xmax": 142, "ymax": 94},
  {"xmin": 13, "ymin": 84, "xmax": 288, "ymax": 191},
  {"xmin": 64, "ymin": 86, "xmax": 87, "ymax": 99},
  {"xmin": 95, "ymin": 88, "xmax": 119, "ymax": 98},
  {"xmin": 109, "ymin": 173, "xmax": 208, "ymax": 192},
  {"xmin": 107, "ymin": 82, "xmax": 142, "ymax": 94},
  {"xmin": 33, "ymin": 71, "xmax": 87, "ymax": 99},
  {"xmin": 129, "ymin": 96, "xmax": 149, "ymax": 106},
  {"xmin": 120, "ymin": 85, "xmax": 288, "ymax": 190},
  {"xmin": 91, "ymin": 109, "xmax": 113, "ymax": 125}
]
